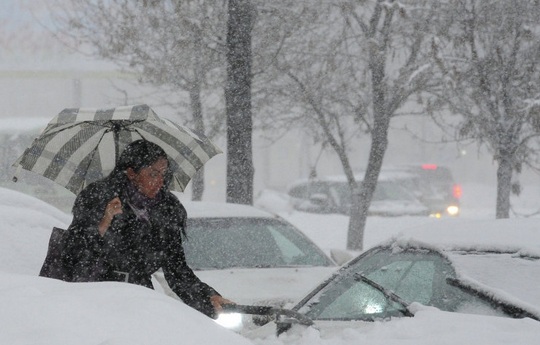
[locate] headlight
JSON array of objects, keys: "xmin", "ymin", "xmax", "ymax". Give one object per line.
[
  {"xmin": 215, "ymin": 312, "xmax": 243, "ymax": 330},
  {"xmin": 446, "ymin": 205, "xmax": 459, "ymax": 216}
]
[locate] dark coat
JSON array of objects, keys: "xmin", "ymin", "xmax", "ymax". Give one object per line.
[{"xmin": 61, "ymin": 176, "xmax": 219, "ymax": 318}]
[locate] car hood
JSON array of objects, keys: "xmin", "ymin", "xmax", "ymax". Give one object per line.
[
  {"xmin": 153, "ymin": 266, "xmax": 337, "ymax": 307},
  {"xmin": 193, "ymin": 266, "xmax": 338, "ymax": 306}
]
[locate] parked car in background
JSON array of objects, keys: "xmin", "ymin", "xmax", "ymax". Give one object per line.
[
  {"xmin": 286, "ymin": 174, "xmax": 429, "ymax": 217},
  {"xmin": 153, "ymin": 200, "xmax": 340, "ymax": 332},
  {"xmin": 384, "ymin": 164, "xmax": 462, "ymax": 217},
  {"xmin": 247, "ymin": 225, "xmax": 540, "ymax": 340}
]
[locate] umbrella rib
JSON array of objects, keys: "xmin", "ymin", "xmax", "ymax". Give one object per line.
[
  {"xmin": 73, "ymin": 128, "xmax": 112, "ymax": 193},
  {"xmin": 129, "ymin": 126, "xmax": 148, "ymax": 141},
  {"xmin": 40, "ymin": 121, "xmax": 98, "ymax": 138},
  {"xmin": 67, "ymin": 120, "xmax": 141, "ymax": 191}
]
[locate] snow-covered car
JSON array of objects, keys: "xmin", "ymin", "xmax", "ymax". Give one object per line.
[
  {"xmin": 383, "ymin": 164, "xmax": 462, "ymax": 217},
  {"xmin": 0, "ymin": 188, "xmax": 253, "ymax": 345},
  {"xmin": 0, "ymin": 187, "xmax": 72, "ymax": 276},
  {"xmin": 287, "ymin": 174, "xmax": 429, "ymax": 216},
  {"xmin": 246, "ymin": 221, "xmax": 540, "ymax": 341},
  {"xmin": 154, "ymin": 200, "xmax": 340, "ymax": 332},
  {"xmin": 0, "ymin": 272, "xmax": 254, "ymax": 345}
]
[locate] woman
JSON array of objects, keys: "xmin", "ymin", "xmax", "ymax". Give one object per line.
[{"xmin": 61, "ymin": 139, "xmax": 230, "ymax": 318}]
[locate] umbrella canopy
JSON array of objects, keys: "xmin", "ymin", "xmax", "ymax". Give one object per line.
[{"xmin": 12, "ymin": 104, "xmax": 222, "ymax": 194}]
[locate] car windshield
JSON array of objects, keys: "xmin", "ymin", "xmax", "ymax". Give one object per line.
[
  {"xmin": 415, "ymin": 168, "xmax": 455, "ymax": 198},
  {"xmin": 184, "ymin": 217, "xmax": 334, "ymax": 270},
  {"xmin": 296, "ymin": 247, "xmax": 510, "ymax": 320},
  {"xmin": 372, "ymin": 181, "xmax": 417, "ymax": 201},
  {"xmin": 297, "ymin": 271, "xmax": 409, "ymax": 321}
]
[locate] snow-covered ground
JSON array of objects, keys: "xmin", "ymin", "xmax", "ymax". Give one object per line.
[{"xmin": 1, "ymin": 183, "xmax": 540, "ymax": 344}]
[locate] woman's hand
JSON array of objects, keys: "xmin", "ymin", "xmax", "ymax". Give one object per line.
[
  {"xmin": 98, "ymin": 197, "xmax": 123, "ymax": 236},
  {"xmin": 210, "ymin": 295, "xmax": 234, "ymax": 314}
]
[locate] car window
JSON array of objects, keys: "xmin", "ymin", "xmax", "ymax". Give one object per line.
[
  {"xmin": 373, "ymin": 181, "xmax": 417, "ymax": 201},
  {"xmin": 268, "ymin": 227, "xmax": 305, "ymax": 263},
  {"xmin": 415, "ymin": 168, "xmax": 455, "ymax": 197},
  {"xmin": 288, "ymin": 184, "xmax": 308, "ymax": 199},
  {"xmin": 290, "ymin": 182, "xmax": 330, "ymax": 198},
  {"xmin": 184, "ymin": 217, "xmax": 334, "ymax": 269},
  {"xmin": 298, "ymin": 272, "xmax": 406, "ymax": 320},
  {"xmin": 289, "ymin": 182, "xmax": 333, "ymax": 201},
  {"xmin": 329, "ymin": 180, "xmax": 416, "ymax": 205}
]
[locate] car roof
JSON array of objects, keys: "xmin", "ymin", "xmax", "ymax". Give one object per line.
[
  {"xmin": 0, "ymin": 187, "xmax": 72, "ymax": 225},
  {"xmin": 371, "ymin": 219, "xmax": 540, "ymax": 317},
  {"xmin": 287, "ymin": 164, "xmax": 455, "ymax": 190},
  {"xmin": 446, "ymin": 250, "xmax": 540, "ymax": 315},
  {"xmin": 175, "ymin": 197, "xmax": 278, "ymax": 219},
  {"xmin": 286, "ymin": 173, "xmax": 401, "ymax": 190},
  {"xmin": 382, "ymin": 218, "xmax": 540, "ymax": 255}
]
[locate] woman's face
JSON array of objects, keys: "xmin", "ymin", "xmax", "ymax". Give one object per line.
[{"xmin": 126, "ymin": 157, "xmax": 168, "ymax": 199}]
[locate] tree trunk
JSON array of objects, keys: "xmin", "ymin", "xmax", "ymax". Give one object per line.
[
  {"xmin": 347, "ymin": 124, "xmax": 389, "ymax": 251},
  {"xmin": 496, "ymin": 152, "xmax": 513, "ymax": 218},
  {"xmin": 189, "ymin": 83, "xmax": 205, "ymax": 201},
  {"xmin": 225, "ymin": 0, "xmax": 254, "ymax": 205},
  {"xmin": 347, "ymin": 51, "xmax": 389, "ymax": 251},
  {"xmin": 347, "ymin": 184, "xmax": 364, "ymax": 250}
]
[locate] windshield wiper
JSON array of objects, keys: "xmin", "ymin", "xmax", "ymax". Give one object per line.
[{"xmin": 354, "ymin": 273, "xmax": 414, "ymax": 317}]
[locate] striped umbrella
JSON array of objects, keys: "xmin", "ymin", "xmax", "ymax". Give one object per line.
[{"xmin": 12, "ymin": 104, "xmax": 222, "ymax": 194}]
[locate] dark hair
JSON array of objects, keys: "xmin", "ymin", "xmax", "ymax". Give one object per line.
[{"xmin": 108, "ymin": 140, "xmax": 172, "ymax": 189}]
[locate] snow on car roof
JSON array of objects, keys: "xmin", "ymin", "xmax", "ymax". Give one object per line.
[
  {"xmin": 0, "ymin": 187, "xmax": 72, "ymax": 225},
  {"xmin": 378, "ymin": 218, "xmax": 540, "ymax": 318},
  {"xmin": 176, "ymin": 197, "xmax": 278, "ymax": 219},
  {"xmin": 389, "ymin": 218, "xmax": 540, "ymax": 256},
  {"xmin": 448, "ymin": 250, "xmax": 540, "ymax": 318},
  {"xmin": 286, "ymin": 172, "xmax": 402, "ymax": 190}
]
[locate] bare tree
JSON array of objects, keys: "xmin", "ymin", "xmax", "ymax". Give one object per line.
[
  {"xmin": 50, "ymin": 0, "xmax": 301, "ymax": 205},
  {"xmin": 265, "ymin": 0, "xmax": 444, "ymax": 250},
  {"xmin": 431, "ymin": 0, "xmax": 540, "ymax": 218},
  {"xmin": 51, "ymin": 0, "xmax": 227, "ymax": 200}
]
